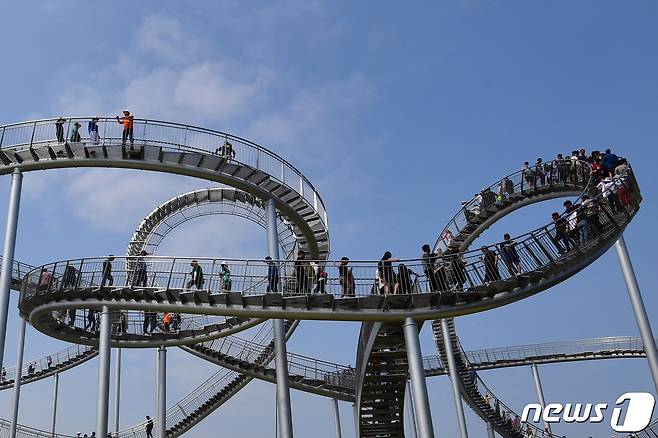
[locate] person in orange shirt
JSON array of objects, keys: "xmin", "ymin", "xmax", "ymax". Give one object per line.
[
  {"xmin": 116, "ymin": 110, "xmax": 134, "ymax": 146},
  {"xmin": 162, "ymin": 312, "xmax": 172, "ymax": 332}
]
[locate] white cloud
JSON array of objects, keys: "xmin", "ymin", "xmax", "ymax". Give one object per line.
[
  {"xmin": 64, "ymin": 169, "xmax": 205, "ymax": 232},
  {"xmin": 46, "ymin": 11, "xmax": 375, "ymax": 238}
]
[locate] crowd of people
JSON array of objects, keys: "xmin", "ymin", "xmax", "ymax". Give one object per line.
[
  {"xmin": 33, "ymin": 148, "xmax": 636, "ymax": 342},
  {"xmin": 52, "ymin": 113, "xmax": 237, "ymax": 161}
]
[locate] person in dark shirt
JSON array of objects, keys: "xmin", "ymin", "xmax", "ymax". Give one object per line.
[
  {"xmin": 186, "ymin": 260, "xmax": 204, "ymax": 289},
  {"xmin": 551, "ymin": 212, "xmax": 571, "ymax": 253},
  {"xmin": 449, "ymin": 254, "xmax": 467, "ymax": 289},
  {"xmin": 480, "ymin": 187, "xmax": 497, "ymax": 211},
  {"xmin": 265, "ymin": 256, "xmax": 279, "ymax": 293},
  {"xmin": 397, "ymin": 264, "xmax": 418, "ymax": 294},
  {"xmin": 601, "ymin": 148, "xmax": 619, "ymax": 173},
  {"xmin": 55, "ymin": 117, "xmax": 66, "ymax": 143},
  {"xmin": 377, "ymin": 251, "xmax": 399, "ymax": 294},
  {"xmin": 294, "ymin": 250, "xmax": 310, "ymax": 294},
  {"xmin": 421, "ymin": 244, "xmax": 440, "ymax": 292},
  {"xmin": 481, "ymin": 246, "xmax": 501, "ymax": 283},
  {"xmin": 338, "ymin": 257, "xmax": 355, "ymax": 297},
  {"xmin": 145, "ymin": 416, "xmax": 154, "ymax": 438},
  {"xmin": 88, "ymin": 117, "xmax": 100, "ymax": 144},
  {"xmin": 499, "ymin": 233, "xmax": 521, "ymax": 275},
  {"xmin": 101, "ymin": 255, "xmax": 114, "ymax": 287}
]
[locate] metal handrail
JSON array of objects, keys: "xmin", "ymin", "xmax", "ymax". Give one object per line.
[
  {"xmin": 0, "ymin": 344, "xmax": 94, "ymax": 385},
  {"xmin": 433, "ymin": 159, "xmax": 595, "ymax": 253},
  {"xmin": 422, "ymin": 335, "xmax": 650, "ymax": 373},
  {"xmin": 19, "ymin": 177, "xmax": 640, "ymax": 306},
  {"xmin": 454, "ymin": 336, "xmax": 561, "ymax": 438},
  {"xmin": 0, "ymin": 418, "xmax": 75, "ymax": 438},
  {"xmin": 116, "ymin": 321, "xmax": 277, "ymax": 436},
  {"xmin": 0, "ymin": 116, "xmax": 328, "ymax": 228}
]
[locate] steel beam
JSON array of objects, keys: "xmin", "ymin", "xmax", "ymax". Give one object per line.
[
  {"xmin": 157, "ymin": 346, "xmax": 166, "ymax": 438},
  {"xmin": 8, "ymin": 318, "xmax": 26, "ymax": 438},
  {"xmin": 403, "ymin": 318, "xmax": 435, "ymax": 438},
  {"xmin": 50, "ymin": 373, "xmax": 59, "ymax": 437},
  {"xmin": 531, "ymin": 364, "xmax": 552, "ymax": 435},
  {"xmin": 95, "ymin": 306, "xmax": 111, "ymax": 437},
  {"xmin": 331, "ymin": 398, "xmax": 342, "ymax": 438},
  {"xmin": 266, "ymin": 198, "xmax": 294, "ymax": 438},
  {"xmin": 440, "ymin": 319, "xmax": 468, "ymax": 438},
  {"xmin": 615, "ymin": 235, "xmax": 658, "ymax": 395},
  {"xmin": 0, "ymin": 168, "xmax": 22, "ymax": 369}
]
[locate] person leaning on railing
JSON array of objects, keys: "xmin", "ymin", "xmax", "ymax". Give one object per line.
[
  {"xmin": 187, "ymin": 259, "xmax": 204, "ymax": 289},
  {"xmin": 376, "ymin": 251, "xmax": 399, "ymax": 295}
]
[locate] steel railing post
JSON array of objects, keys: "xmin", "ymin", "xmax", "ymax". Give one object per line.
[
  {"xmin": 29, "ymin": 122, "xmax": 36, "ymax": 148},
  {"xmin": 0, "ymin": 168, "xmax": 22, "ymax": 372}
]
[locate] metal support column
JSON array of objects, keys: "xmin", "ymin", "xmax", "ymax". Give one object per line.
[
  {"xmin": 95, "ymin": 305, "xmax": 111, "ymax": 438},
  {"xmin": 403, "ymin": 317, "xmax": 435, "ymax": 438},
  {"xmin": 50, "ymin": 373, "xmax": 59, "ymax": 437},
  {"xmin": 9, "ymin": 318, "xmax": 26, "ymax": 438},
  {"xmin": 0, "ymin": 168, "xmax": 23, "ymax": 369},
  {"xmin": 113, "ymin": 348, "xmax": 121, "ymax": 434},
  {"xmin": 265, "ymin": 198, "xmax": 293, "ymax": 438},
  {"xmin": 157, "ymin": 346, "xmax": 167, "ymax": 438},
  {"xmin": 486, "ymin": 422, "xmax": 495, "ymax": 438},
  {"xmin": 331, "ymin": 398, "xmax": 342, "ymax": 438},
  {"xmin": 615, "ymin": 235, "xmax": 658, "ymax": 394},
  {"xmin": 352, "ymin": 403, "xmax": 359, "ymax": 438},
  {"xmin": 273, "ymin": 317, "xmax": 293, "ymax": 438},
  {"xmin": 440, "ymin": 319, "xmax": 468, "ymax": 438},
  {"xmin": 406, "ymin": 381, "xmax": 418, "ymax": 438},
  {"xmin": 531, "ymin": 364, "xmax": 552, "ymax": 435}
]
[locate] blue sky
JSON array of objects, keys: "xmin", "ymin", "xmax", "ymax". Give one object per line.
[{"xmin": 0, "ymin": 0, "xmax": 657, "ymax": 436}]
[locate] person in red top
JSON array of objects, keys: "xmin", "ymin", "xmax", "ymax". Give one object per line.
[{"xmin": 116, "ymin": 110, "xmax": 134, "ymax": 146}]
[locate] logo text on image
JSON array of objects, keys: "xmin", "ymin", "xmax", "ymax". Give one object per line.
[{"xmin": 521, "ymin": 392, "xmax": 655, "ymax": 432}]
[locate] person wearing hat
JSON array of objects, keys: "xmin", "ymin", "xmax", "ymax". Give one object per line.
[
  {"xmin": 133, "ymin": 250, "xmax": 148, "ymax": 287},
  {"xmin": 264, "ymin": 256, "xmax": 279, "ymax": 292},
  {"xmin": 187, "ymin": 259, "xmax": 204, "ymax": 289},
  {"xmin": 88, "ymin": 117, "xmax": 100, "ymax": 144},
  {"xmin": 69, "ymin": 121, "xmax": 82, "ymax": 143},
  {"xmin": 101, "ymin": 255, "xmax": 115, "ymax": 287},
  {"xmin": 116, "ymin": 110, "xmax": 134, "ymax": 146},
  {"xmin": 55, "ymin": 117, "xmax": 66, "ymax": 143},
  {"xmin": 220, "ymin": 261, "xmax": 232, "ymax": 291},
  {"xmin": 338, "ymin": 256, "xmax": 355, "ymax": 297}
]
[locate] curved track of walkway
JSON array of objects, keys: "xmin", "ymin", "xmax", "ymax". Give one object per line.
[
  {"xmin": 1, "ymin": 334, "xmax": 654, "ymax": 437},
  {"xmin": 122, "ymin": 186, "xmax": 318, "ymax": 434},
  {"xmin": 127, "ymin": 187, "xmax": 306, "ymax": 261},
  {"xmin": 1, "ymin": 117, "xmax": 331, "ymax": 348},
  {"xmin": 431, "ymin": 161, "xmax": 642, "ymax": 437},
  {"xmin": 0, "ymin": 117, "xmax": 646, "ymax": 436}
]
